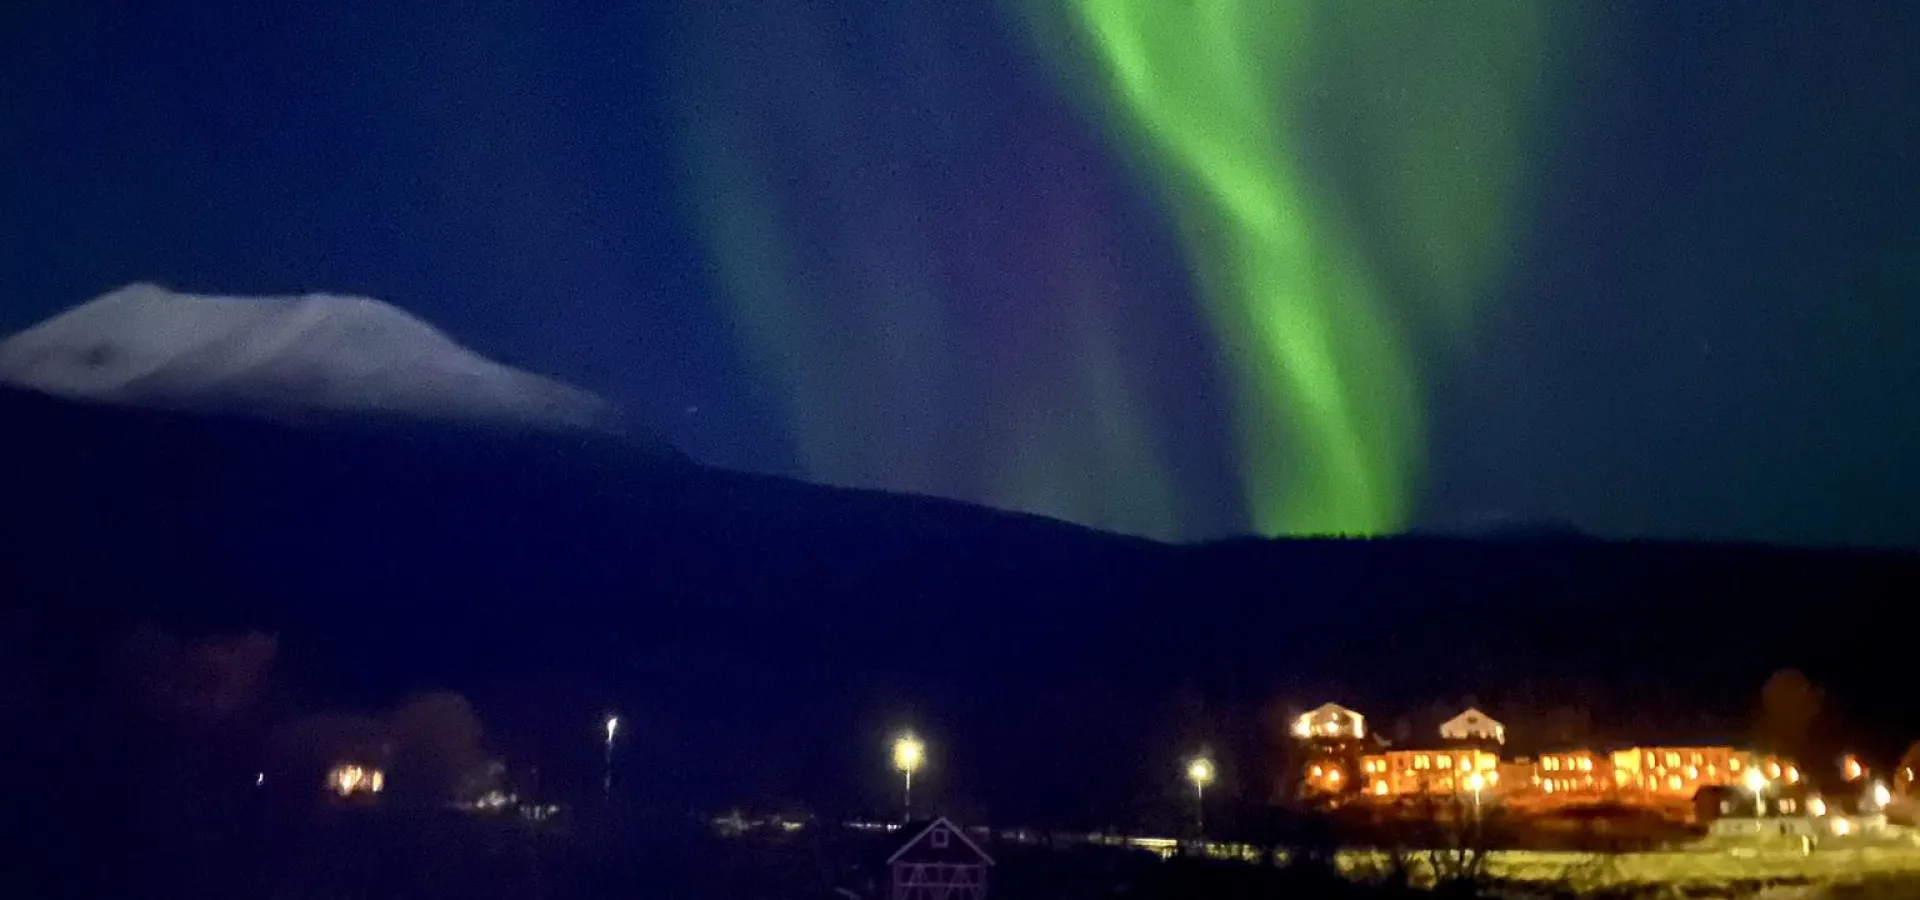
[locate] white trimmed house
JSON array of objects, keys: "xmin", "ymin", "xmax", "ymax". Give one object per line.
[
  {"xmin": 1439, "ymin": 708, "xmax": 1506, "ymax": 744},
  {"xmin": 1291, "ymin": 702, "xmax": 1367, "ymax": 741},
  {"xmin": 888, "ymin": 818, "xmax": 992, "ymax": 900}
]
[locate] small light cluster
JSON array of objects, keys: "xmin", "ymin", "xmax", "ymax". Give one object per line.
[{"xmin": 327, "ymin": 762, "xmax": 385, "ymax": 798}]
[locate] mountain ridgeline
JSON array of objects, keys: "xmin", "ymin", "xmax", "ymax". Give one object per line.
[{"xmin": 3, "ymin": 384, "xmax": 1917, "ymax": 826}]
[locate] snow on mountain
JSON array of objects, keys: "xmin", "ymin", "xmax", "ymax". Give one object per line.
[{"xmin": 0, "ymin": 283, "xmax": 617, "ymax": 432}]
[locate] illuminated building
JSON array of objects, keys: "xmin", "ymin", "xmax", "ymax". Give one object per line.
[
  {"xmin": 1291, "ymin": 703, "xmax": 1366, "ymax": 741},
  {"xmin": 1609, "ymin": 747, "xmax": 1794, "ymax": 798},
  {"xmin": 1438, "ymin": 708, "xmax": 1506, "ymax": 745},
  {"xmin": 326, "ymin": 762, "xmax": 385, "ymax": 799},
  {"xmin": 1303, "ymin": 761, "xmax": 1347, "ymax": 795},
  {"xmin": 1522, "ymin": 749, "xmax": 1609, "ymax": 797},
  {"xmin": 1361, "ymin": 749, "xmax": 1500, "ymax": 798}
]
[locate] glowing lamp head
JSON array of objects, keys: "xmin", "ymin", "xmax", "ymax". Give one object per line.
[
  {"xmin": 1871, "ymin": 781, "xmax": 1892, "ymax": 807},
  {"xmin": 605, "ymin": 715, "xmax": 620, "ymax": 741},
  {"xmin": 1187, "ymin": 757, "xmax": 1216, "ymax": 788},
  {"xmin": 1466, "ymin": 772, "xmax": 1486, "ymax": 793},
  {"xmin": 1809, "ymin": 796, "xmax": 1827, "ymax": 817},
  {"xmin": 892, "ymin": 735, "xmax": 925, "ymax": 774},
  {"xmin": 1744, "ymin": 768, "xmax": 1768, "ymax": 793}
]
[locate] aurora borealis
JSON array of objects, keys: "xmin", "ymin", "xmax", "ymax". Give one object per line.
[
  {"xmin": 1037, "ymin": 0, "xmax": 1552, "ymax": 535},
  {"xmin": 5, "ymin": 0, "xmax": 1920, "ymax": 546},
  {"xmin": 676, "ymin": 0, "xmax": 1556, "ymax": 537}
]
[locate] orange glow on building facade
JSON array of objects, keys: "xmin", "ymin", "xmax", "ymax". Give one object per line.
[
  {"xmin": 1357, "ymin": 744, "xmax": 1799, "ymax": 806},
  {"xmin": 1361, "ymin": 749, "xmax": 1500, "ymax": 797}
]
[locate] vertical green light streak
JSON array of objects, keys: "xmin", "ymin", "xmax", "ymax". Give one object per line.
[
  {"xmin": 1039, "ymin": 0, "xmax": 1554, "ymax": 535},
  {"xmin": 1068, "ymin": 0, "xmax": 1417, "ymax": 534}
]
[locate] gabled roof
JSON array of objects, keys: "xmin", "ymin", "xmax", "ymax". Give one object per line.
[
  {"xmin": 1307, "ymin": 702, "xmax": 1361, "ymax": 718},
  {"xmin": 1441, "ymin": 707, "xmax": 1503, "ymax": 728},
  {"xmin": 887, "ymin": 817, "xmax": 994, "ymax": 866}
]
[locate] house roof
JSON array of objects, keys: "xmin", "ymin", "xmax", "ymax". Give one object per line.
[
  {"xmin": 1305, "ymin": 702, "xmax": 1362, "ymax": 718},
  {"xmin": 886, "ymin": 817, "xmax": 994, "ymax": 866},
  {"xmin": 1441, "ymin": 707, "xmax": 1504, "ymax": 728}
]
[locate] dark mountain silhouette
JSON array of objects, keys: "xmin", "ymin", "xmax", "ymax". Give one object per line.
[{"xmin": 3, "ymin": 384, "xmax": 1917, "ymax": 831}]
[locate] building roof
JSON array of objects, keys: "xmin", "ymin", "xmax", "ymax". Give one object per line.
[
  {"xmin": 1440, "ymin": 707, "xmax": 1503, "ymax": 729},
  {"xmin": 886, "ymin": 817, "xmax": 994, "ymax": 866}
]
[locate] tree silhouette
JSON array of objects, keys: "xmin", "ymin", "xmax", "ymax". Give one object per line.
[
  {"xmin": 387, "ymin": 692, "xmax": 490, "ymax": 803},
  {"xmin": 1753, "ymin": 669, "xmax": 1823, "ymax": 764}
]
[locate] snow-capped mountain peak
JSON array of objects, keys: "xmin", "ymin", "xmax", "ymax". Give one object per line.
[{"xmin": 0, "ymin": 283, "xmax": 616, "ymax": 432}]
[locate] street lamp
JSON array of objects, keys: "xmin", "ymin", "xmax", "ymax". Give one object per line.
[
  {"xmin": 1744, "ymin": 767, "xmax": 1769, "ymax": 817},
  {"xmin": 1187, "ymin": 756, "xmax": 1216, "ymax": 835},
  {"xmin": 603, "ymin": 714, "xmax": 620, "ymax": 799},
  {"xmin": 1869, "ymin": 781, "xmax": 1891, "ymax": 810},
  {"xmin": 893, "ymin": 734, "xmax": 925, "ymax": 821},
  {"xmin": 1466, "ymin": 771, "xmax": 1487, "ymax": 824}
]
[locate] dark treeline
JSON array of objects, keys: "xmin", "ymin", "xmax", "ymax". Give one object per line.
[{"xmin": 5, "ymin": 385, "xmax": 1919, "ymax": 895}]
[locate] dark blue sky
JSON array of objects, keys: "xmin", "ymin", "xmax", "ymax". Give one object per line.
[{"xmin": 2, "ymin": 1, "xmax": 1916, "ymax": 546}]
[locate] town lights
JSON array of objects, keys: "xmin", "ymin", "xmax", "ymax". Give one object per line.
[
  {"xmin": 1744, "ymin": 768, "xmax": 1769, "ymax": 816},
  {"xmin": 893, "ymin": 734, "xmax": 925, "ymax": 821},
  {"xmin": 1870, "ymin": 781, "xmax": 1891, "ymax": 810},
  {"xmin": 1466, "ymin": 771, "xmax": 1487, "ymax": 822}
]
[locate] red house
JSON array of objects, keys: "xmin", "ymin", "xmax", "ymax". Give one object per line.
[{"xmin": 887, "ymin": 818, "xmax": 993, "ymax": 900}]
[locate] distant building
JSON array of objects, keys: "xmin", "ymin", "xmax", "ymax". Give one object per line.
[
  {"xmin": 1361, "ymin": 748, "xmax": 1500, "ymax": 798},
  {"xmin": 1610, "ymin": 747, "xmax": 1797, "ymax": 799},
  {"xmin": 1438, "ymin": 708, "xmax": 1506, "ymax": 745},
  {"xmin": 887, "ymin": 818, "xmax": 991, "ymax": 900},
  {"xmin": 325, "ymin": 761, "xmax": 385, "ymax": 802},
  {"xmin": 1292, "ymin": 703, "xmax": 1366, "ymax": 741},
  {"xmin": 1524, "ymin": 749, "xmax": 1611, "ymax": 798}
]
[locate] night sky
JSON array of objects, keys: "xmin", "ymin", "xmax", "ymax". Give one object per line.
[{"xmin": 2, "ymin": 2, "xmax": 1915, "ymax": 547}]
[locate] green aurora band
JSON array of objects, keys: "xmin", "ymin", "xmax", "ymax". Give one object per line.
[{"xmin": 1035, "ymin": 0, "xmax": 1555, "ymax": 535}]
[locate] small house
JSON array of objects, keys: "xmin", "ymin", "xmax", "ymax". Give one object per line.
[{"xmin": 887, "ymin": 818, "xmax": 992, "ymax": 900}]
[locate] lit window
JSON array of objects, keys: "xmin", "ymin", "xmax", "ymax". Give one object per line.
[
  {"xmin": 1544, "ymin": 758, "xmax": 1559, "ymax": 772},
  {"xmin": 1580, "ymin": 757, "xmax": 1594, "ymax": 772},
  {"xmin": 1439, "ymin": 777, "xmax": 1454, "ymax": 791},
  {"xmin": 1666, "ymin": 752, "xmax": 1680, "ymax": 767},
  {"xmin": 1374, "ymin": 780, "xmax": 1389, "ymax": 796},
  {"xmin": 1458, "ymin": 756, "xmax": 1472, "ymax": 771},
  {"xmin": 1844, "ymin": 757, "xmax": 1863, "ymax": 781},
  {"xmin": 1415, "ymin": 754, "xmax": 1431, "ymax": 770},
  {"xmin": 1687, "ymin": 766, "xmax": 1699, "ymax": 780},
  {"xmin": 1544, "ymin": 780, "xmax": 1556, "ymax": 794},
  {"xmin": 1707, "ymin": 765, "xmax": 1718, "ymax": 778},
  {"xmin": 1730, "ymin": 758, "xmax": 1742, "ymax": 771},
  {"xmin": 1780, "ymin": 799, "xmax": 1797, "ymax": 814},
  {"xmin": 1668, "ymin": 774, "xmax": 1683, "ymax": 791},
  {"xmin": 1691, "ymin": 752, "xmax": 1704, "ymax": 766},
  {"xmin": 1437, "ymin": 756, "xmax": 1452, "ymax": 770},
  {"xmin": 1785, "ymin": 766, "xmax": 1800, "ymax": 785}
]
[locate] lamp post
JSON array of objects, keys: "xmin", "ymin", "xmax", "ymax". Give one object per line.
[
  {"xmin": 893, "ymin": 734, "xmax": 925, "ymax": 821},
  {"xmin": 1744, "ymin": 767, "xmax": 1769, "ymax": 817},
  {"xmin": 603, "ymin": 714, "xmax": 620, "ymax": 800},
  {"xmin": 1187, "ymin": 757, "xmax": 1216, "ymax": 836},
  {"xmin": 1466, "ymin": 772, "xmax": 1486, "ymax": 825}
]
